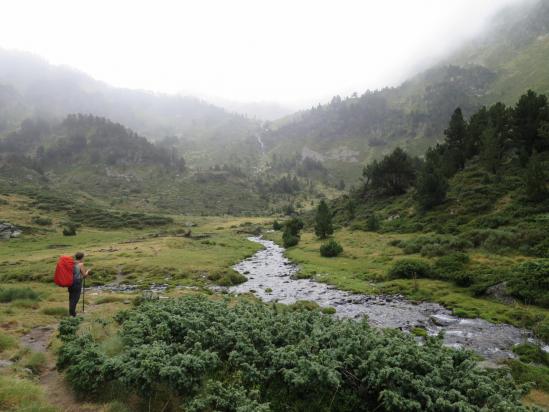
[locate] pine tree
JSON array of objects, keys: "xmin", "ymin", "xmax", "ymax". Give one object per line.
[
  {"xmin": 415, "ymin": 148, "xmax": 448, "ymax": 210},
  {"xmin": 525, "ymin": 154, "xmax": 548, "ymax": 202},
  {"xmin": 314, "ymin": 200, "xmax": 333, "ymax": 239},
  {"xmin": 444, "ymin": 108, "xmax": 468, "ymax": 173}
]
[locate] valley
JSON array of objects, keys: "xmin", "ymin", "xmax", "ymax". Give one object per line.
[{"xmin": 1, "ymin": 0, "xmax": 549, "ymax": 410}]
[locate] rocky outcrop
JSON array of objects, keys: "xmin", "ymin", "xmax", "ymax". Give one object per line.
[{"xmin": 0, "ymin": 222, "xmax": 21, "ymax": 240}]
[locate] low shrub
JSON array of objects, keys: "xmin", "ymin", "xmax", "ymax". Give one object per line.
[
  {"xmin": 272, "ymin": 220, "xmax": 283, "ymax": 231},
  {"xmin": 507, "ymin": 259, "xmax": 549, "ymax": 307},
  {"xmin": 513, "ymin": 343, "xmax": 549, "ymax": 366},
  {"xmin": 411, "ymin": 327, "xmax": 428, "ymax": 337},
  {"xmin": 432, "ymin": 253, "xmax": 473, "ymax": 285},
  {"xmin": 0, "ymin": 288, "xmax": 39, "ymax": 303},
  {"xmin": 388, "ymin": 259, "xmax": 431, "ymax": 279},
  {"xmin": 398, "ymin": 235, "xmax": 472, "ymax": 257},
  {"xmin": 508, "ymin": 360, "xmax": 549, "ymax": 392},
  {"xmin": 62, "ymin": 224, "xmax": 77, "ymax": 236},
  {"xmin": 320, "ymin": 239, "xmax": 343, "ymax": 257},
  {"xmin": 31, "ymin": 216, "xmax": 52, "ymax": 226},
  {"xmin": 282, "ymin": 229, "xmax": 299, "ymax": 248},
  {"xmin": 366, "ymin": 214, "xmax": 380, "ymax": 231},
  {"xmin": 56, "ymin": 296, "xmax": 533, "ymax": 411},
  {"xmin": 215, "ymin": 271, "xmax": 247, "ymax": 286}
]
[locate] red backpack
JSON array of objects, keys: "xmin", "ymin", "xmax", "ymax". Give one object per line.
[{"xmin": 54, "ymin": 256, "xmax": 74, "ymax": 287}]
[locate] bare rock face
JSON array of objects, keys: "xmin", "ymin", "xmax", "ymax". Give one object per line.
[{"xmin": 0, "ymin": 222, "xmax": 21, "ymax": 240}]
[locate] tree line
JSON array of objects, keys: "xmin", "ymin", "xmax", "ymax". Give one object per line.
[{"xmin": 362, "ymin": 90, "xmax": 549, "ymax": 209}]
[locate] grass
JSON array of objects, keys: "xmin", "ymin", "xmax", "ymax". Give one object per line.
[
  {"xmin": 0, "ymin": 331, "xmax": 17, "ymax": 352},
  {"xmin": 0, "ymin": 376, "xmax": 56, "ymax": 412},
  {"xmin": 41, "ymin": 306, "xmax": 68, "ymax": 317},
  {"xmin": 0, "ymin": 288, "xmax": 40, "ymax": 303},
  {"xmin": 265, "ymin": 228, "xmax": 549, "ymax": 341}
]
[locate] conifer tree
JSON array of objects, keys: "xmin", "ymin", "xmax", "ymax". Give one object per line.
[{"xmin": 314, "ymin": 200, "xmax": 333, "ymax": 239}]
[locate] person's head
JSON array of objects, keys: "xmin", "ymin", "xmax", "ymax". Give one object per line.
[{"xmin": 75, "ymin": 252, "xmax": 85, "ymax": 262}]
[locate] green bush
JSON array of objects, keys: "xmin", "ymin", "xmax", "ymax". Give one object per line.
[
  {"xmin": 216, "ymin": 271, "xmax": 247, "ymax": 286},
  {"xmin": 284, "ymin": 217, "xmax": 304, "ymax": 236},
  {"xmin": 366, "ymin": 213, "xmax": 380, "ymax": 231},
  {"xmin": 320, "ymin": 239, "xmax": 343, "ymax": 257},
  {"xmin": 512, "ymin": 343, "xmax": 549, "ymax": 366},
  {"xmin": 31, "ymin": 216, "xmax": 52, "ymax": 226},
  {"xmin": 0, "ymin": 288, "xmax": 39, "ymax": 303},
  {"xmin": 272, "ymin": 220, "xmax": 283, "ymax": 231},
  {"xmin": 507, "ymin": 360, "xmax": 549, "ymax": 391},
  {"xmin": 57, "ymin": 296, "xmax": 531, "ymax": 411},
  {"xmin": 388, "ymin": 259, "xmax": 432, "ymax": 279},
  {"xmin": 282, "ymin": 228, "xmax": 299, "ymax": 248},
  {"xmin": 507, "ymin": 259, "xmax": 549, "ymax": 307},
  {"xmin": 62, "ymin": 224, "xmax": 77, "ymax": 236},
  {"xmin": 432, "ymin": 253, "xmax": 473, "ymax": 285}
]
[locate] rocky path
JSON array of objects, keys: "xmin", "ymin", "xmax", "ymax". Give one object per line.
[{"xmin": 20, "ymin": 316, "xmax": 101, "ymax": 411}]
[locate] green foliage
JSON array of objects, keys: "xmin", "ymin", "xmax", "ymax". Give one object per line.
[
  {"xmin": 415, "ymin": 148, "xmax": 448, "ymax": 210},
  {"xmin": 282, "ymin": 228, "xmax": 299, "ymax": 248},
  {"xmin": 272, "ymin": 220, "xmax": 283, "ymax": 231},
  {"xmin": 58, "ymin": 316, "xmax": 82, "ymax": 342},
  {"xmin": 396, "ymin": 235, "xmax": 472, "ymax": 257},
  {"xmin": 57, "ymin": 296, "xmax": 531, "ymax": 411},
  {"xmin": 62, "ymin": 224, "xmax": 77, "ymax": 236},
  {"xmin": 320, "ymin": 239, "xmax": 343, "ymax": 257},
  {"xmin": 513, "ymin": 343, "xmax": 549, "ymax": 366},
  {"xmin": 0, "ymin": 287, "xmax": 39, "ymax": 303},
  {"xmin": 284, "ymin": 217, "xmax": 304, "ymax": 236},
  {"xmin": 282, "ymin": 217, "xmax": 303, "ymax": 247},
  {"xmin": 24, "ymin": 352, "xmax": 47, "ymax": 374},
  {"xmin": 444, "ymin": 107, "xmax": 468, "ymax": 172},
  {"xmin": 524, "ymin": 154, "xmax": 548, "ymax": 202},
  {"xmin": 507, "ymin": 259, "xmax": 549, "ymax": 307},
  {"xmin": 42, "ymin": 306, "xmax": 68, "ymax": 317},
  {"xmin": 314, "ymin": 200, "xmax": 333, "ymax": 239},
  {"xmin": 507, "ymin": 360, "xmax": 549, "ymax": 392},
  {"xmin": 363, "ymin": 148, "xmax": 417, "ymax": 195},
  {"xmin": 0, "ymin": 376, "xmax": 56, "ymax": 412},
  {"xmin": 433, "ymin": 253, "xmax": 472, "ymax": 286},
  {"xmin": 0, "ymin": 331, "xmax": 17, "ymax": 352},
  {"xmin": 411, "ymin": 327, "xmax": 428, "ymax": 337},
  {"xmin": 31, "ymin": 216, "xmax": 52, "ymax": 226},
  {"xmin": 388, "ymin": 259, "xmax": 432, "ymax": 279},
  {"xmin": 366, "ymin": 213, "xmax": 380, "ymax": 231}
]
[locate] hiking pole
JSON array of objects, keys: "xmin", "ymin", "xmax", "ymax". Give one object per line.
[{"xmin": 82, "ymin": 277, "xmax": 85, "ymax": 313}]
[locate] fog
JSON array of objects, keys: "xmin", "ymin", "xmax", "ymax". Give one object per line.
[{"xmin": 1, "ymin": 0, "xmax": 524, "ymax": 108}]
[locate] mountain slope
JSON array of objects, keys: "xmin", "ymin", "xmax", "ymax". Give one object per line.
[{"xmin": 263, "ymin": 0, "xmax": 549, "ymax": 183}]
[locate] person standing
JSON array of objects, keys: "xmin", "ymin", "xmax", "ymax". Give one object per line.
[{"xmin": 68, "ymin": 252, "xmax": 91, "ymax": 317}]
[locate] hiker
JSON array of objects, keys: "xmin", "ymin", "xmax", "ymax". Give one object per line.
[{"xmin": 68, "ymin": 252, "xmax": 91, "ymax": 317}]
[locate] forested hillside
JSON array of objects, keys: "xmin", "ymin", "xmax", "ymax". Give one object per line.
[{"xmin": 263, "ymin": 0, "xmax": 549, "ymax": 182}]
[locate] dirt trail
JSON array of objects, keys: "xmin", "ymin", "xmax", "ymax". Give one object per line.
[{"xmin": 20, "ymin": 308, "xmax": 102, "ymax": 411}]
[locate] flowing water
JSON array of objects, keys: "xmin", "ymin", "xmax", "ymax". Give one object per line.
[{"xmin": 230, "ymin": 236, "xmax": 547, "ymax": 361}]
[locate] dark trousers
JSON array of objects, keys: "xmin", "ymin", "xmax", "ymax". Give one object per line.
[{"xmin": 68, "ymin": 278, "xmax": 82, "ymax": 317}]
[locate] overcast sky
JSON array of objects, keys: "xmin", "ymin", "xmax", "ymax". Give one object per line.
[{"xmin": 1, "ymin": 0, "xmax": 523, "ymax": 107}]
